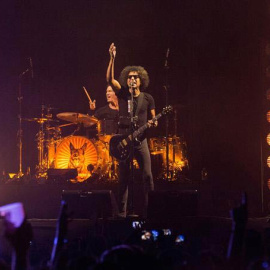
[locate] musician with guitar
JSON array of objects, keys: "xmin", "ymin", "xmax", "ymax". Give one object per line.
[{"xmin": 106, "ymin": 43, "xmax": 157, "ymax": 218}]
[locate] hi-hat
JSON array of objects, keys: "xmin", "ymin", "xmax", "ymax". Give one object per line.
[{"xmin": 56, "ymin": 112, "xmax": 98, "ymax": 127}]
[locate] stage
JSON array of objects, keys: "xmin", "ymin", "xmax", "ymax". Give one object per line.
[
  {"xmin": 0, "ymin": 175, "xmax": 218, "ymax": 219},
  {"xmin": 0, "ymin": 174, "xmax": 262, "ymax": 219}
]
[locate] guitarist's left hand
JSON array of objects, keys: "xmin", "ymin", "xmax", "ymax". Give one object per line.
[{"xmin": 148, "ymin": 119, "xmax": 158, "ymax": 128}]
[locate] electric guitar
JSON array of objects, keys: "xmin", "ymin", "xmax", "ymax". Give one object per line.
[{"xmin": 109, "ymin": 105, "xmax": 173, "ymax": 161}]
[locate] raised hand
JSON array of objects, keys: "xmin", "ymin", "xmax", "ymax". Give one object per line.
[
  {"xmin": 230, "ymin": 192, "xmax": 248, "ymax": 228},
  {"xmin": 109, "ymin": 43, "xmax": 116, "ymax": 59},
  {"xmin": 148, "ymin": 119, "xmax": 158, "ymax": 128}
]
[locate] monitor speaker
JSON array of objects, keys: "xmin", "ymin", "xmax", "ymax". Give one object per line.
[{"xmin": 61, "ymin": 190, "xmax": 118, "ymax": 219}]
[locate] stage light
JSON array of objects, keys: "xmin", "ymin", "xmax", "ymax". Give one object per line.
[
  {"xmin": 266, "ymin": 66, "xmax": 270, "ymax": 78},
  {"xmin": 267, "ymin": 134, "xmax": 270, "ymax": 145},
  {"xmin": 265, "ymin": 43, "xmax": 270, "ymax": 56},
  {"xmin": 267, "ymin": 111, "xmax": 270, "ymax": 123},
  {"xmin": 267, "ymin": 179, "xmax": 270, "ymax": 190},
  {"xmin": 267, "ymin": 156, "xmax": 270, "ymax": 167},
  {"xmin": 266, "ymin": 89, "xmax": 270, "ymax": 100}
]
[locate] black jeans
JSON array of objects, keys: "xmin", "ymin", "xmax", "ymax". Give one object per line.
[{"xmin": 118, "ymin": 138, "xmax": 154, "ymax": 217}]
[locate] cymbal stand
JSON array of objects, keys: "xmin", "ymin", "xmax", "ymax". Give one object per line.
[
  {"xmin": 35, "ymin": 106, "xmax": 47, "ymax": 178},
  {"xmin": 16, "ymin": 68, "xmax": 30, "ymax": 179},
  {"xmin": 44, "ymin": 106, "xmax": 53, "ymax": 169},
  {"xmin": 173, "ymin": 108, "xmax": 180, "ymax": 177},
  {"xmin": 164, "ymin": 51, "xmax": 170, "ymax": 181}
]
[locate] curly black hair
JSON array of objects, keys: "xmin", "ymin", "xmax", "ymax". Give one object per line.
[{"xmin": 118, "ymin": 66, "xmax": 149, "ymax": 90}]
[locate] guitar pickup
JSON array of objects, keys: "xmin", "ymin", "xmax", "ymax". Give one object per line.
[
  {"xmin": 118, "ymin": 140, "xmax": 127, "ymax": 150},
  {"xmin": 121, "ymin": 140, "xmax": 128, "ymax": 147}
]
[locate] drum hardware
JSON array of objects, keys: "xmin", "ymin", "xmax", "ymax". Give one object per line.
[
  {"xmin": 22, "ymin": 105, "xmax": 60, "ymax": 179},
  {"xmin": 93, "ymin": 139, "xmax": 119, "ymax": 180},
  {"xmin": 23, "ymin": 117, "xmax": 59, "ymax": 124},
  {"xmin": 149, "ymin": 135, "xmax": 189, "ymax": 181},
  {"xmin": 57, "ymin": 112, "xmax": 98, "ymax": 128},
  {"xmin": 35, "ymin": 129, "xmax": 47, "ymax": 178},
  {"xmin": 33, "ymin": 106, "xmax": 57, "ymax": 178},
  {"xmin": 149, "ymin": 137, "xmax": 166, "ymax": 155},
  {"xmin": 47, "ymin": 122, "xmax": 76, "ymax": 130},
  {"xmin": 163, "ymin": 48, "xmax": 187, "ymax": 181},
  {"xmin": 15, "ymin": 65, "xmax": 31, "ymax": 179},
  {"xmin": 161, "ymin": 135, "xmax": 189, "ymax": 181}
]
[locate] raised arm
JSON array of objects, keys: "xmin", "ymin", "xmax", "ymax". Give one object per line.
[{"xmin": 106, "ymin": 43, "xmax": 121, "ymax": 92}]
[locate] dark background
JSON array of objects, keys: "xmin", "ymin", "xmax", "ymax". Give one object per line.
[{"xmin": 0, "ymin": 0, "xmax": 267, "ymax": 216}]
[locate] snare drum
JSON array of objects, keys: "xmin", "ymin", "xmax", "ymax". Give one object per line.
[
  {"xmin": 97, "ymin": 119, "xmax": 118, "ymax": 143},
  {"xmin": 97, "ymin": 119, "xmax": 118, "ymax": 136}
]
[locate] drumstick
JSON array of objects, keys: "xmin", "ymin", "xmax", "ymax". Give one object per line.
[{"xmin": 83, "ymin": 86, "xmax": 92, "ymax": 103}]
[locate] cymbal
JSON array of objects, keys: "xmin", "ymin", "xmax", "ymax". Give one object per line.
[
  {"xmin": 56, "ymin": 112, "xmax": 98, "ymax": 127},
  {"xmin": 23, "ymin": 117, "xmax": 58, "ymax": 124}
]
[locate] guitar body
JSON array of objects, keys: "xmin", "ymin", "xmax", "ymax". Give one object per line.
[{"xmin": 109, "ymin": 134, "xmax": 132, "ymax": 161}]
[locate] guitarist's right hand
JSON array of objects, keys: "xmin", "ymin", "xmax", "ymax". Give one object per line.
[{"xmin": 148, "ymin": 119, "xmax": 158, "ymax": 128}]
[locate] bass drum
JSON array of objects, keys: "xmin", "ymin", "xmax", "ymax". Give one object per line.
[{"xmin": 54, "ymin": 136, "xmax": 98, "ymax": 182}]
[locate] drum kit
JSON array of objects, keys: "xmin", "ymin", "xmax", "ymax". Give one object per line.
[
  {"xmin": 22, "ymin": 102, "xmax": 188, "ymax": 182},
  {"xmin": 24, "ymin": 106, "xmax": 118, "ymax": 182},
  {"xmin": 149, "ymin": 135, "xmax": 189, "ymax": 181}
]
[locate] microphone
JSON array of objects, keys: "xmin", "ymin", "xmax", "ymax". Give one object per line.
[
  {"xmin": 130, "ymin": 78, "xmax": 136, "ymax": 88},
  {"xmin": 29, "ymin": 57, "xmax": 34, "ymax": 79},
  {"xmin": 164, "ymin": 48, "xmax": 170, "ymax": 68}
]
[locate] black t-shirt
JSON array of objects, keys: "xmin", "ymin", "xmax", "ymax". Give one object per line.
[
  {"xmin": 93, "ymin": 104, "xmax": 119, "ymax": 121},
  {"xmin": 116, "ymin": 87, "xmax": 155, "ymax": 136},
  {"xmin": 88, "ymin": 104, "xmax": 119, "ymax": 135}
]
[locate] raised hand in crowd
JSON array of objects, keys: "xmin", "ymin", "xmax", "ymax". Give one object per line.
[
  {"xmin": 227, "ymin": 192, "xmax": 248, "ymax": 265},
  {"xmin": 4, "ymin": 218, "xmax": 33, "ymax": 270}
]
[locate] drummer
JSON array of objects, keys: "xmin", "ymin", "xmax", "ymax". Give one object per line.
[
  {"xmin": 89, "ymin": 84, "xmax": 119, "ymax": 118},
  {"xmin": 88, "ymin": 84, "xmax": 119, "ymax": 136}
]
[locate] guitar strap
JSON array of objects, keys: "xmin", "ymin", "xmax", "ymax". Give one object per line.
[{"xmin": 135, "ymin": 92, "xmax": 144, "ymax": 120}]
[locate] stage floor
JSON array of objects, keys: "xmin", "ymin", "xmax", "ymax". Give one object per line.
[{"xmin": 0, "ymin": 177, "xmax": 259, "ymax": 219}]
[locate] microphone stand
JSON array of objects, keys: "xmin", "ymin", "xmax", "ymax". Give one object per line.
[{"xmin": 129, "ymin": 86, "xmax": 135, "ymax": 216}]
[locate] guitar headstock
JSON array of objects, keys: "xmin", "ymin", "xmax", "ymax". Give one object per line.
[{"xmin": 162, "ymin": 105, "xmax": 173, "ymax": 115}]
